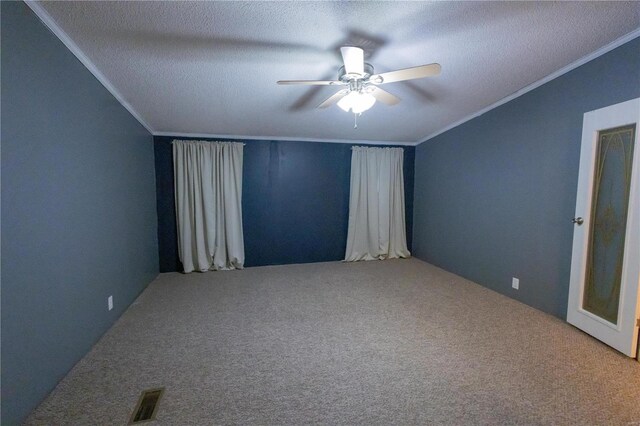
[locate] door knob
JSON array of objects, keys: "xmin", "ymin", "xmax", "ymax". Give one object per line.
[{"xmin": 572, "ymin": 217, "xmax": 584, "ymax": 225}]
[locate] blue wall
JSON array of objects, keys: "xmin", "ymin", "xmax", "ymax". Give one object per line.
[
  {"xmin": 155, "ymin": 136, "xmax": 415, "ymax": 271},
  {"xmin": 1, "ymin": 3, "xmax": 159, "ymax": 424},
  {"xmin": 412, "ymin": 38, "xmax": 640, "ymax": 319}
]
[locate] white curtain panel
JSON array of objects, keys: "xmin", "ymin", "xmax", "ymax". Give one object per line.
[
  {"xmin": 173, "ymin": 140, "xmax": 244, "ymax": 273},
  {"xmin": 345, "ymin": 146, "xmax": 410, "ymax": 261}
]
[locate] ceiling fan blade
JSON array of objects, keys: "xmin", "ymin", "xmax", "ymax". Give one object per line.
[
  {"xmin": 369, "ymin": 87, "xmax": 400, "ymax": 106},
  {"xmin": 277, "ymin": 80, "xmax": 343, "ymax": 85},
  {"xmin": 340, "ymin": 46, "xmax": 364, "ymax": 76},
  {"xmin": 317, "ymin": 90, "xmax": 349, "ymax": 109},
  {"xmin": 370, "ymin": 63, "xmax": 441, "ymax": 84}
]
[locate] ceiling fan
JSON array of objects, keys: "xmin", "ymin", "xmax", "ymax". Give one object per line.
[{"xmin": 277, "ymin": 46, "xmax": 441, "ymax": 122}]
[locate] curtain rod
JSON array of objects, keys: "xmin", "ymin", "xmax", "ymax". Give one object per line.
[
  {"xmin": 351, "ymin": 146, "xmax": 404, "ymax": 150},
  {"xmin": 171, "ymin": 140, "xmax": 246, "ymax": 145}
]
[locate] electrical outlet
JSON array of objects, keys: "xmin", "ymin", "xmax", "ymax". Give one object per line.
[
  {"xmin": 512, "ymin": 277, "xmax": 519, "ymax": 290},
  {"xmin": 108, "ymin": 295, "xmax": 113, "ymax": 311}
]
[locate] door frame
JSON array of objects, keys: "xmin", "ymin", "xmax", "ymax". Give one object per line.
[{"xmin": 567, "ymin": 97, "xmax": 640, "ymax": 357}]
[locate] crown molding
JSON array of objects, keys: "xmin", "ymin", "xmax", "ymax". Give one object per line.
[
  {"xmin": 416, "ymin": 27, "xmax": 640, "ymax": 145},
  {"xmin": 153, "ymin": 131, "xmax": 417, "ymax": 146},
  {"xmin": 24, "ymin": 1, "xmax": 154, "ymax": 134}
]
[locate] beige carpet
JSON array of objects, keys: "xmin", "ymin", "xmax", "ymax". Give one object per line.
[{"xmin": 25, "ymin": 258, "xmax": 640, "ymax": 425}]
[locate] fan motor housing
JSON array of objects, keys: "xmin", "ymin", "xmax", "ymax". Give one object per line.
[{"xmin": 338, "ymin": 63, "xmax": 374, "ymax": 83}]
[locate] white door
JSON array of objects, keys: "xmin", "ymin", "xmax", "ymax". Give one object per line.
[{"xmin": 567, "ymin": 98, "xmax": 640, "ymax": 357}]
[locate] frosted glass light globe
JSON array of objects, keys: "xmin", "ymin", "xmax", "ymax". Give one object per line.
[{"xmin": 337, "ymin": 91, "xmax": 376, "ymax": 113}]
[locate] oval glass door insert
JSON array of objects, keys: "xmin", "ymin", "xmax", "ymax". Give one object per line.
[{"xmin": 583, "ymin": 124, "xmax": 636, "ymax": 324}]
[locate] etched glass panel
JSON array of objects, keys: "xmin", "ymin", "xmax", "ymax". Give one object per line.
[{"xmin": 583, "ymin": 124, "xmax": 636, "ymax": 324}]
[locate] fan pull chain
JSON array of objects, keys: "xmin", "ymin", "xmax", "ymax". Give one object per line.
[{"xmin": 353, "ymin": 113, "xmax": 358, "ymax": 129}]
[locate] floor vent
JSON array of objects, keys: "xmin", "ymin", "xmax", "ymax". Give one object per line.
[{"xmin": 129, "ymin": 388, "xmax": 164, "ymax": 424}]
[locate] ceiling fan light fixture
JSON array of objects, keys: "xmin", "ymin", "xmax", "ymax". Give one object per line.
[
  {"xmin": 278, "ymin": 45, "xmax": 440, "ymax": 125},
  {"xmin": 337, "ymin": 91, "xmax": 376, "ymax": 114}
]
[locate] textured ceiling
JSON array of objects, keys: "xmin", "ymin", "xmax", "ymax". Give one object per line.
[{"xmin": 36, "ymin": 1, "xmax": 640, "ymax": 144}]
